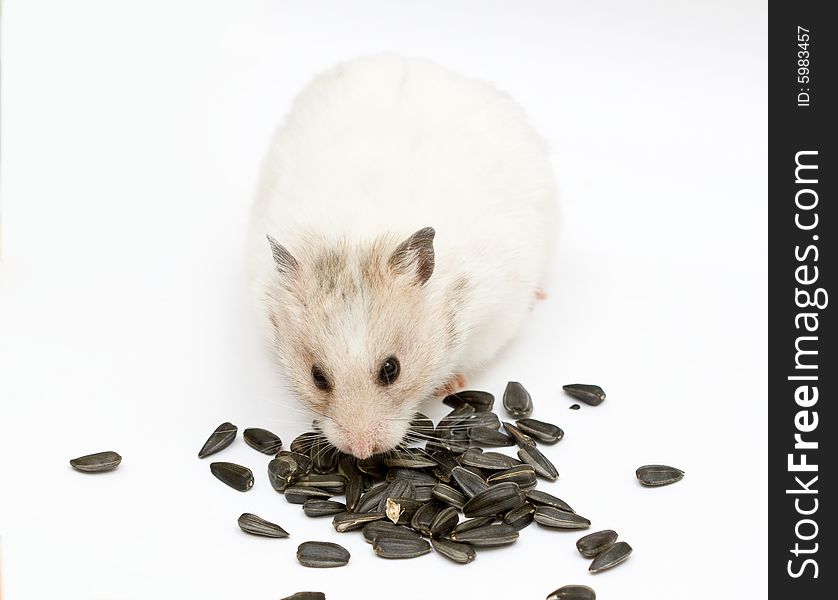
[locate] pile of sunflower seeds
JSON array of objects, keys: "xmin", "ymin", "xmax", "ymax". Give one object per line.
[
  {"xmin": 195, "ymin": 381, "xmax": 683, "ymax": 598},
  {"xmin": 201, "ymin": 382, "xmax": 581, "ymax": 565}
]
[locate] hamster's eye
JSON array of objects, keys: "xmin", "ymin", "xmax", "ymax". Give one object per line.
[
  {"xmin": 311, "ymin": 365, "xmax": 331, "ymax": 391},
  {"xmin": 378, "ymin": 357, "xmax": 400, "ymax": 385}
]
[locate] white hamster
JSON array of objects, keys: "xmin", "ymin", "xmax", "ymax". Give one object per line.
[{"xmin": 249, "ymin": 54, "xmax": 556, "ymax": 458}]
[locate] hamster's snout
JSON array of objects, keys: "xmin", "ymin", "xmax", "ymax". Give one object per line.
[
  {"xmin": 324, "ymin": 419, "xmax": 408, "ymax": 460},
  {"xmin": 337, "ymin": 423, "xmax": 387, "ymax": 460},
  {"xmin": 343, "ymin": 438, "xmax": 383, "ymax": 460}
]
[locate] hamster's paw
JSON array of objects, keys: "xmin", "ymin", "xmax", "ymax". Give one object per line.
[
  {"xmin": 435, "ymin": 373, "xmax": 467, "ymax": 397},
  {"xmin": 530, "ymin": 287, "xmax": 548, "ymax": 311}
]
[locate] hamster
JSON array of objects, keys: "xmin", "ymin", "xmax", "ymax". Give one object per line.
[{"xmin": 249, "ymin": 55, "xmax": 556, "ymax": 458}]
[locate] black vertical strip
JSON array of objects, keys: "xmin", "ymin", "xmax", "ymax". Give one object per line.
[{"xmin": 770, "ymin": 2, "xmax": 835, "ymax": 598}]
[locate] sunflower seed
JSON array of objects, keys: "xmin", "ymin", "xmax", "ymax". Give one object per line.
[
  {"xmin": 413, "ymin": 486, "xmax": 434, "ymax": 502},
  {"xmin": 463, "ymin": 482, "xmax": 525, "ymax": 517},
  {"xmin": 362, "ymin": 477, "xmax": 377, "ymax": 491},
  {"xmin": 453, "ymin": 427, "xmax": 471, "ymax": 439},
  {"xmin": 452, "ymin": 516, "xmax": 496, "ymax": 534},
  {"xmin": 487, "ymin": 464, "xmax": 537, "ymax": 489},
  {"xmin": 432, "ymin": 483, "xmax": 467, "ymax": 509},
  {"xmin": 345, "ymin": 474, "xmax": 364, "ymax": 512},
  {"xmin": 443, "ymin": 390, "xmax": 495, "ymax": 412},
  {"xmin": 284, "ymin": 486, "xmax": 332, "ymax": 504},
  {"xmin": 332, "ymin": 511, "xmax": 385, "ymax": 532},
  {"xmin": 268, "ymin": 456, "xmax": 299, "ymax": 492},
  {"xmin": 310, "ymin": 438, "xmax": 339, "ymax": 473},
  {"xmin": 546, "ymin": 585, "xmax": 596, "ymax": 600},
  {"xmin": 451, "ymin": 427, "xmax": 471, "ymax": 441},
  {"xmin": 296, "ymin": 541, "xmax": 350, "ymax": 568},
  {"xmin": 384, "ymin": 449, "xmax": 437, "ymax": 469},
  {"xmin": 503, "ymin": 502, "xmax": 535, "ymax": 530},
  {"xmin": 210, "ymin": 462, "xmax": 253, "ymax": 491},
  {"xmin": 576, "ymin": 530, "xmax": 618, "ymax": 557},
  {"xmin": 450, "ymin": 524, "xmax": 519, "ymax": 547},
  {"xmin": 290, "ymin": 432, "xmax": 320, "ymax": 454},
  {"xmin": 533, "ymin": 506, "xmax": 590, "ymax": 529},
  {"xmin": 468, "ymin": 427, "xmax": 514, "ymax": 447},
  {"xmin": 525, "ymin": 489, "xmax": 575, "ymax": 513},
  {"xmin": 277, "ymin": 450, "xmax": 312, "ymax": 473},
  {"xmin": 294, "ymin": 473, "xmax": 347, "ymax": 494},
  {"xmin": 378, "ymin": 480, "xmax": 416, "ymax": 511},
  {"xmin": 280, "ymin": 593, "xmax": 326, "ymax": 600},
  {"xmin": 385, "ymin": 497, "xmax": 424, "ymax": 526},
  {"xmin": 460, "ymin": 448, "xmax": 521, "ymax": 470},
  {"xmin": 362, "ymin": 520, "xmax": 421, "ymax": 544},
  {"xmin": 636, "ymin": 464, "xmax": 685, "ymax": 486},
  {"xmin": 243, "ymin": 427, "xmax": 282, "ymax": 454},
  {"xmin": 441, "ymin": 403, "xmax": 477, "ymax": 423},
  {"xmin": 442, "ymin": 395, "xmax": 466, "ymax": 410},
  {"xmin": 429, "ymin": 506, "xmax": 460, "ymax": 537},
  {"xmin": 198, "ymin": 422, "xmax": 237, "ymax": 458},
  {"xmin": 410, "ymin": 500, "xmax": 448, "ymax": 535},
  {"xmin": 237, "ymin": 513, "xmax": 289, "ymax": 538},
  {"xmin": 70, "ymin": 451, "xmax": 122, "ymax": 473},
  {"xmin": 503, "ymin": 422, "xmax": 536, "ymax": 448},
  {"xmin": 569, "ymin": 404, "xmax": 581, "ymax": 410},
  {"xmin": 433, "ymin": 422, "xmax": 468, "ymax": 439},
  {"xmin": 431, "ymin": 537, "xmax": 477, "ymax": 564},
  {"xmin": 466, "ymin": 411, "xmax": 502, "ymax": 430},
  {"xmin": 356, "ymin": 482, "xmax": 389, "ymax": 513},
  {"xmin": 430, "ymin": 451, "xmax": 460, "ymax": 482},
  {"xmin": 589, "ymin": 541, "xmax": 632, "ymax": 573},
  {"xmin": 517, "ymin": 446, "xmax": 559, "ymax": 481},
  {"xmin": 462, "ymin": 464, "xmax": 488, "ymax": 478},
  {"xmin": 448, "ymin": 427, "xmax": 469, "ymax": 443},
  {"xmin": 373, "ymin": 536, "xmax": 431, "ymax": 559},
  {"xmin": 303, "ymin": 499, "xmax": 347, "ymax": 517},
  {"xmin": 515, "ymin": 418, "xmax": 563, "ymax": 444},
  {"xmin": 426, "ymin": 436, "xmax": 471, "ymax": 455},
  {"xmin": 451, "ymin": 466, "xmax": 489, "ymax": 498},
  {"xmin": 436, "ymin": 411, "xmax": 475, "ymax": 439},
  {"xmin": 385, "ymin": 469, "xmax": 437, "ymax": 488},
  {"xmin": 337, "ymin": 454, "xmax": 358, "ymax": 479},
  {"xmin": 562, "ymin": 383, "xmax": 606, "ymax": 406},
  {"xmin": 357, "ymin": 455, "xmax": 387, "ymax": 479},
  {"xmin": 408, "ymin": 413, "xmax": 435, "ymax": 438},
  {"xmin": 503, "ymin": 381, "xmax": 533, "ymax": 418}
]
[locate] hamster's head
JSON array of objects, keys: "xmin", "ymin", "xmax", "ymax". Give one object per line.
[{"xmin": 263, "ymin": 227, "xmax": 454, "ymax": 458}]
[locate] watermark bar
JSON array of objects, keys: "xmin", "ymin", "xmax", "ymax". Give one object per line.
[{"xmin": 770, "ymin": 3, "xmax": 835, "ymax": 597}]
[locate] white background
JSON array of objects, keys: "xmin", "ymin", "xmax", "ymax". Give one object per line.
[{"xmin": 0, "ymin": 1, "xmax": 767, "ymax": 599}]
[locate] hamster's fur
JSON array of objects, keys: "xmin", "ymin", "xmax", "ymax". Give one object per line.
[{"xmin": 249, "ymin": 55, "xmax": 556, "ymax": 458}]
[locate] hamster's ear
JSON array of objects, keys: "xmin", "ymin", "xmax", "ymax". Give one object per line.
[
  {"xmin": 389, "ymin": 227, "xmax": 435, "ymax": 286},
  {"xmin": 266, "ymin": 234, "xmax": 299, "ymax": 276}
]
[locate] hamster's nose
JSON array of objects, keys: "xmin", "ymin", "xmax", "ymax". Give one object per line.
[
  {"xmin": 337, "ymin": 422, "xmax": 389, "ymax": 459},
  {"xmin": 346, "ymin": 441, "xmax": 383, "ymax": 460}
]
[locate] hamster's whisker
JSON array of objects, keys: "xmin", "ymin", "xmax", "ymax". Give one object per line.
[
  {"xmin": 297, "ymin": 432, "xmax": 328, "ymax": 448},
  {"xmin": 398, "ymin": 444, "xmax": 431, "ymax": 456},
  {"xmin": 307, "ymin": 435, "xmax": 337, "ymax": 464},
  {"xmin": 255, "ymin": 396, "xmax": 316, "ymax": 419},
  {"xmin": 400, "ymin": 432, "xmax": 435, "ymax": 442},
  {"xmin": 258, "ymin": 394, "xmax": 334, "ymax": 431},
  {"xmin": 400, "ymin": 433, "xmax": 437, "ymax": 446},
  {"xmin": 400, "ymin": 429, "xmax": 439, "ymax": 440}
]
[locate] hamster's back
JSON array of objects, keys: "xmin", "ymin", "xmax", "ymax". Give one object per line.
[
  {"xmin": 251, "ymin": 55, "xmax": 556, "ymax": 370},
  {"xmin": 252, "ymin": 54, "xmax": 554, "ymax": 243}
]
